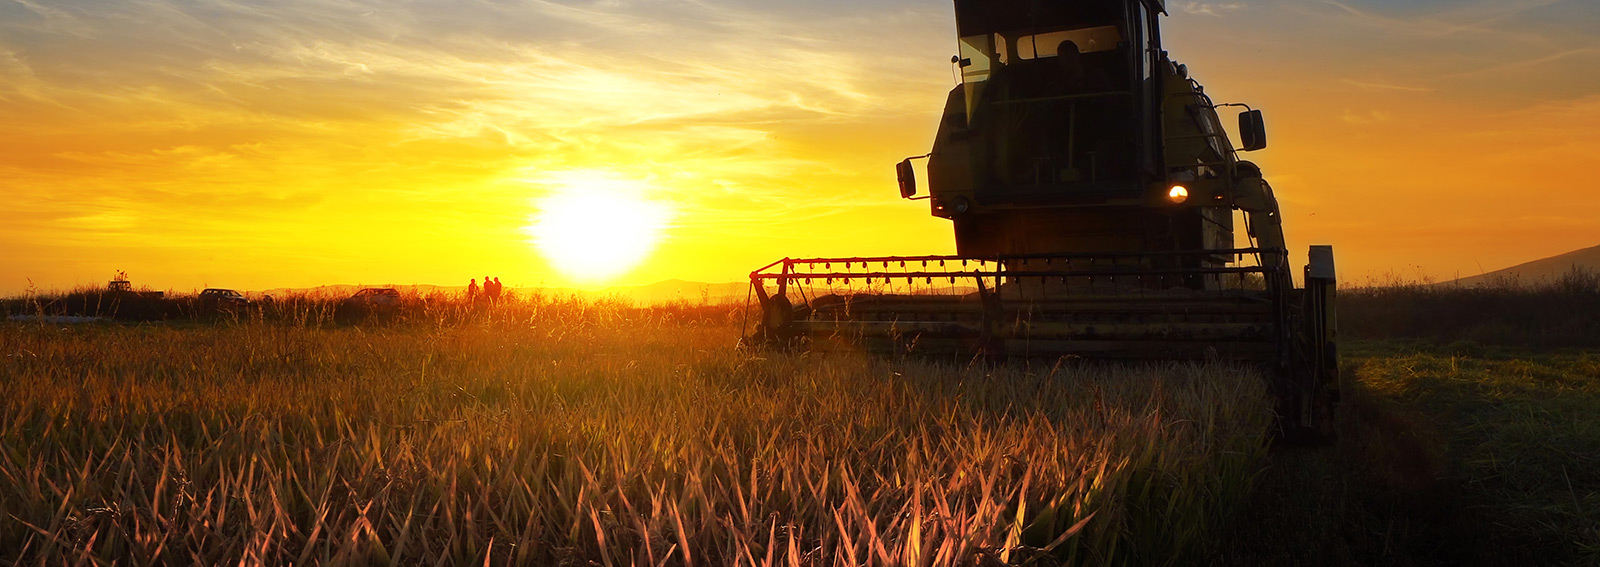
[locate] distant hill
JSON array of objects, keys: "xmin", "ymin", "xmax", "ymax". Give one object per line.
[
  {"xmin": 1445, "ymin": 244, "xmax": 1600, "ymax": 287},
  {"xmin": 260, "ymin": 280, "xmax": 749, "ymax": 305},
  {"xmin": 606, "ymin": 280, "xmax": 748, "ymax": 305}
]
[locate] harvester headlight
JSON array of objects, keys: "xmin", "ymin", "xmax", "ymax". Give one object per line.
[{"xmin": 1167, "ymin": 185, "xmax": 1190, "ymax": 204}]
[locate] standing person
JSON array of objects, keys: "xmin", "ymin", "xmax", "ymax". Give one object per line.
[
  {"xmin": 467, "ymin": 278, "xmax": 479, "ymax": 302},
  {"xmin": 483, "ymin": 275, "xmax": 495, "ymax": 301},
  {"xmin": 492, "ymin": 277, "xmax": 504, "ymax": 300}
]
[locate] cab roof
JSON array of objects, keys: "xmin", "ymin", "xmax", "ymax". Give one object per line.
[{"xmin": 954, "ymin": 0, "xmax": 1165, "ymax": 37}]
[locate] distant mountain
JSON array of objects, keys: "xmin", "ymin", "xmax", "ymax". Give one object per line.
[
  {"xmin": 1445, "ymin": 245, "xmax": 1600, "ymax": 287},
  {"xmin": 259, "ymin": 280, "xmax": 749, "ymax": 305}
]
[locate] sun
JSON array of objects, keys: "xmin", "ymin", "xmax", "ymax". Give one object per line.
[{"xmin": 525, "ymin": 172, "xmax": 674, "ymax": 284}]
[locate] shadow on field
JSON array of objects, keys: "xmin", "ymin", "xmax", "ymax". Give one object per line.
[{"xmin": 1213, "ymin": 353, "xmax": 1590, "ymax": 567}]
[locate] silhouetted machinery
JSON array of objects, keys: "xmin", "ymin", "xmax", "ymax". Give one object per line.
[{"xmin": 750, "ymin": 0, "xmax": 1338, "ymax": 437}]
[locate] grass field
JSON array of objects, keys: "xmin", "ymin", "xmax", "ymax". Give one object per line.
[
  {"xmin": 1217, "ymin": 271, "xmax": 1600, "ymax": 566},
  {"xmin": 0, "ymin": 296, "xmax": 1272, "ymax": 566},
  {"xmin": 1216, "ymin": 342, "xmax": 1600, "ymax": 566},
  {"xmin": 3, "ymin": 280, "xmax": 1596, "ymax": 566}
]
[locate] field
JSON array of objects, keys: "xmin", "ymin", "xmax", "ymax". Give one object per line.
[
  {"xmin": 1220, "ymin": 343, "xmax": 1600, "ymax": 566},
  {"xmin": 2, "ymin": 277, "xmax": 1597, "ymax": 566},
  {"xmin": 1, "ymin": 295, "xmax": 1271, "ymax": 566},
  {"xmin": 1219, "ymin": 272, "xmax": 1600, "ymax": 566}
]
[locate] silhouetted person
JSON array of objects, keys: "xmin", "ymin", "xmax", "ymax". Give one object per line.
[
  {"xmin": 1055, "ymin": 40, "xmax": 1112, "ymax": 93},
  {"xmin": 492, "ymin": 277, "xmax": 503, "ymax": 300},
  {"xmin": 467, "ymin": 278, "xmax": 479, "ymax": 301}
]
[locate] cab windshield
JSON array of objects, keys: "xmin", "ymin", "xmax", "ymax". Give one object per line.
[
  {"xmin": 1013, "ymin": 26, "xmax": 1122, "ymax": 59},
  {"xmin": 960, "ymin": 25, "xmax": 1125, "ymax": 84},
  {"xmin": 958, "ymin": 25, "xmax": 1126, "ymax": 123}
]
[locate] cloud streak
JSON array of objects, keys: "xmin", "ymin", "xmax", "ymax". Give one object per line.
[
  {"xmin": 1177, "ymin": 2, "xmax": 1247, "ymax": 17},
  {"xmin": 1341, "ymin": 79, "xmax": 1433, "ymax": 93}
]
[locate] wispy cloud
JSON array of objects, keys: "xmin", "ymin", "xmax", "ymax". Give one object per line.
[
  {"xmin": 1177, "ymin": 2, "xmax": 1247, "ymax": 17},
  {"xmin": 4, "ymin": 0, "xmax": 97, "ymax": 37},
  {"xmin": 1342, "ymin": 79, "xmax": 1434, "ymax": 93},
  {"xmin": 1339, "ymin": 109, "xmax": 1392, "ymax": 125},
  {"xmin": 1433, "ymin": 47, "xmax": 1599, "ymax": 80},
  {"xmin": 1318, "ymin": 0, "xmax": 1572, "ymax": 45}
]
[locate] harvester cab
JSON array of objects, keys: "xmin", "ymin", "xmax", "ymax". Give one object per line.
[{"xmin": 751, "ymin": 0, "xmax": 1338, "ymax": 439}]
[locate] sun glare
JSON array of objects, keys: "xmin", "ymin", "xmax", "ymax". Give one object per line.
[{"xmin": 525, "ymin": 172, "xmax": 674, "ymax": 284}]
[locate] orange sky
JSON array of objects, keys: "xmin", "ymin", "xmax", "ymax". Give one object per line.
[{"xmin": 3, "ymin": 0, "xmax": 1598, "ymax": 293}]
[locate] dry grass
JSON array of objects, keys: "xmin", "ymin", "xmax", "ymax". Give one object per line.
[{"xmin": 0, "ymin": 297, "xmax": 1272, "ymax": 566}]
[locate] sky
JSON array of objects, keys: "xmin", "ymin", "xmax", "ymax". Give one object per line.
[{"xmin": 2, "ymin": 0, "xmax": 1598, "ymax": 293}]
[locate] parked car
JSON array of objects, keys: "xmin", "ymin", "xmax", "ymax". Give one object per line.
[
  {"xmin": 342, "ymin": 288, "xmax": 401, "ymax": 308},
  {"xmin": 336, "ymin": 288, "xmax": 402, "ymax": 323},
  {"xmin": 199, "ymin": 288, "xmax": 250, "ymax": 309}
]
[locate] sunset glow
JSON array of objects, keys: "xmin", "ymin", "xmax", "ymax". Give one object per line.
[
  {"xmin": 525, "ymin": 172, "xmax": 674, "ymax": 283},
  {"xmin": 1, "ymin": 0, "xmax": 1598, "ymax": 292}
]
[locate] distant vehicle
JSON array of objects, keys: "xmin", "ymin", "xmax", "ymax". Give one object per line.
[
  {"xmin": 199, "ymin": 288, "xmax": 250, "ymax": 307},
  {"xmin": 107, "ymin": 270, "xmax": 164, "ymax": 298},
  {"xmin": 343, "ymin": 288, "xmax": 401, "ymax": 308},
  {"xmin": 337, "ymin": 288, "xmax": 402, "ymax": 324}
]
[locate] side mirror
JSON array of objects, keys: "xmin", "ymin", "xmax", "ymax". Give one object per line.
[
  {"xmin": 1238, "ymin": 109, "xmax": 1267, "ymax": 152},
  {"xmin": 896, "ymin": 159, "xmax": 918, "ymax": 199}
]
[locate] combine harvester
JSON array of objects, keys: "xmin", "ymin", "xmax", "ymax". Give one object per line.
[{"xmin": 749, "ymin": 0, "xmax": 1338, "ymax": 438}]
